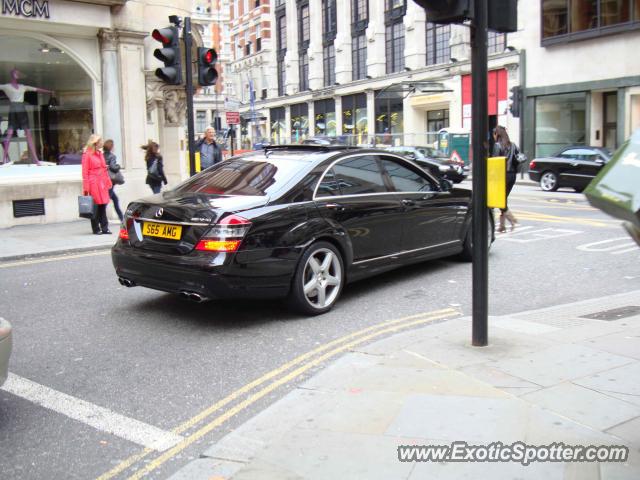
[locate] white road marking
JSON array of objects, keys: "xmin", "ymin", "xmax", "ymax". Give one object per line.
[
  {"xmin": 501, "ymin": 227, "xmax": 582, "ymax": 243},
  {"xmin": 577, "ymin": 237, "xmax": 639, "ymax": 255},
  {"xmin": 1, "ymin": 373, "xmax": 183, "ymax": 451}
]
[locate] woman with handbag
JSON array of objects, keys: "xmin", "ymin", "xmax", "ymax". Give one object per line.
[
  {"xmin": 492, "ymin": 125, "xmax": 519, "ymax": 232},
  {"xmin": 142, "ymin": 140, "xmax": 167, "ymax": 194},
  {"xmin": 103, "ymin": 139, "xmax": 124, "ymax": 222},
  {"xmin": 81, "ymin": 134, "xmax": 112, "ymax": 234}
]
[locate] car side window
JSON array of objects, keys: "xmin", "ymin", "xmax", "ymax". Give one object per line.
[
  {"xmin": 560, "ymin": 148, "xmax": 593, "ymax": 160},
  {"xmin": 380, "ymin": 157, "xmax": 436, "ymax": 193},
  {"xmin": 316, "ymin": 168, "xmax": 341, "ymax": 197},
  {"xmin": 332, "ymin": 156, "xmax": 389, "ymax": 195}
]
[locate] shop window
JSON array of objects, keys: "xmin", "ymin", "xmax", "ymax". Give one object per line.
[
  {"xmin": 342, "ymin": 93, "xmax": 367, "ymax": 145},
  {"xmin": 270, "ymin": 106, "xmax": 286, "ymax": 144},
  {"xmin": 535, "ymin": 92, "xmax": 587, "ymax": 157},
  {"xmin": 0, "ymin": 37, "xmax": 93, "ymax": 165},
  {"xmin": 290, "ymin": 103, "xmax": 309, "ymax": 143},
  {"xmin": 375, "ymin": 90, "xmax": 404, "ymax": 145},
  {"xmin": 314, "ymin": 98, "xmax": 336, "ymax": 136}
]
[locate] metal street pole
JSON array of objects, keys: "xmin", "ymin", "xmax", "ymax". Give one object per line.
[
  {"xmin": 471, "ymin": 0, "xmax": 489, "ymax": 346},
  {"xmin": 183, "ymin": 17, "xmax": 196, "ymax": 176}
]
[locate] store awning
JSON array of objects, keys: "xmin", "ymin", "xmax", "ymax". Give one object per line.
[{"xmin": 375, "ymin": 81, "xmax": 452, "ymax": 99}]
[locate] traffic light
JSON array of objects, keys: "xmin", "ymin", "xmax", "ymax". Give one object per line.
[
  {"xmin": 413, "ymin": 0, "xmax": 517, "ymax": 32},
  {"xmin": 412, "ymin": 0, "xmax": 473, "ymax": 24},
  {"xmin": 197, "ymin": 47, "xmax": 218, "ymax": 86},
  {"xmin": 152, "ymin": 26, "xmax": 182, "ymax": 85},
  {"xmin": 508, "ymin": 86, "xmax": 522, "ymax": 118}
]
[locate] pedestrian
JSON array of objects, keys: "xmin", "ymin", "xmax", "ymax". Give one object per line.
[
  {"xmin": 492, "ymin": 125, "xmax": 519, "ymax": 232},
  {"xmin": 81, "ymin": 134, "xmax": 112, "ymax": 235},
  {"xmin": 103, "ymin": 139, "xmax": 124, "ymax": 222},
  {"xmin": 195, "ymin": 126, "xmax": 223, "ymax": 170},
  {"xmin": 142, "ymin": 140, "xmax": 167, "ymax": 194}
]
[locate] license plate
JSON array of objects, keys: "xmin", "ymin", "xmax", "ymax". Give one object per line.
[{"xmin": 142, "ymin": 221, "xmax": 182, "ymax": 240}]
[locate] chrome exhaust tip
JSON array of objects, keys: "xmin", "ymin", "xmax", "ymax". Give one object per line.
[
  {"xmin": 118, "ymin": 277, "xmax": 135, "ymax": 287},
  {"xmin": 189, "ymin": 293, "xmax": 204, "ymax": 302}
]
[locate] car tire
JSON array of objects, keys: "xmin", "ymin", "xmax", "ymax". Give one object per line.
[
  {"xmin": 287, "ymin": 241, "xmax": 344, "ymax": 315},
  {"xmin": 540, "ymin": 171, "xmax": 559, "ymax": 191},
  {"xmin": 459, "ymin": 211, "xmax": 495, "ymax": 262}
]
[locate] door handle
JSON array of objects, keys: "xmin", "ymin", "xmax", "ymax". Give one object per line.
[
  {"xmin": 325, "ymin": 203, "xmax": 346, "ymax": 211},
  {"xmin": 570, "ymin": 163, "xmax": 578, "ymax": 167},
  {"xmin": 401, "ymin": 199, "xmax": 416, "ymax": 207}
]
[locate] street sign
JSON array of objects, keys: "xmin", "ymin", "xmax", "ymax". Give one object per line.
[{"xmin": 226, "ymin": 111, "xmax": 240, "ymax": 125}]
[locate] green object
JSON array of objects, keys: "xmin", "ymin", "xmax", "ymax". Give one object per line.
[
  {"xmin": 584, "ymin": 129, "xmax": 640, "ymax": 232},
  {"xmin": 438, "ymin": 129, "xmax": 471, "ymax": 165}
]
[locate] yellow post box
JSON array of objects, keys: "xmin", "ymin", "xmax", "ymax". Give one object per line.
[{"xmin": 487, "ymin": 156, "xmax": 506, "ymax": 209}]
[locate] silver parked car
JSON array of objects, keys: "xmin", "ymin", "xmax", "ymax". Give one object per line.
[{"xmin": 0, "ymin": 317, "xmax": 12, "ymax": 387}]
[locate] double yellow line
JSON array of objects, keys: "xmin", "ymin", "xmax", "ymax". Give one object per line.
[
  {"xmin": 96, "ymin": 307, "xmax": 461, "ymax": 480},
  {"xmin": 511, "ymin": 209, "xmax": 617, "ymax": 228}
]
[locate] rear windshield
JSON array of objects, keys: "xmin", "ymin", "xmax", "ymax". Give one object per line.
[{"xmin": 173, "ymin": 159, "xmax": 306, "ymax": 196}]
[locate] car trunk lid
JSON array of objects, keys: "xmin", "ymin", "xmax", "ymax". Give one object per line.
[{"xmin": 125, "ymin": 192, "xmax": 268, "ymax": 254}]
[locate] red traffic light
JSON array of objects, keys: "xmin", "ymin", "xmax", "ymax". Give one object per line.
[
  {"xmin": 152, "ymin": 27, "xmax": 176, "ymax": 45},
  {"xmin": 200, "ymin": 48, "xmax": 217, "ymax": 65}
]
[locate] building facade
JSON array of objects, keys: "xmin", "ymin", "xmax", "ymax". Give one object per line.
[
  {"xmin": 0, "ymin": 0, "xmax": 207, "ymax": 227},
  {"xmin": 520, "ymin": 0, "xmax": 640, "ymax": 158},
  {"xmin": 236, "ymin": 0, "xmax": 523, "ymax": 154}
]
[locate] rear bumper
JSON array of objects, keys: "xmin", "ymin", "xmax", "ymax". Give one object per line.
[
  {"xmin": 111, "ymin": 242, "xmax": 302, "ymax": 300},
  {"xmin": 528, "ymin": 170, "xmax": 541, "ymax": 182},
  {"xmin": 0, "ymin": 319, "xmax": 12, "ymax": 388}
]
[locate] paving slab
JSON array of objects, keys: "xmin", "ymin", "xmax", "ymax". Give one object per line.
[
  {"xmin": 606, "ymin": 416, "xmax": 640, "ymax": 445},
  {"xmin": 521, "ymin": 383, "xmax": 640, "ymax": 431},
  {"xmin": 578, "ymin": 328, "xmax": 640, "ymax": 360},
  {"xmin": 574, "ymin": 362, "xmax": 640, "ymax": 408},
  {"xmin": 232, "ymin": 429, "xmax": 415, "ymax": 480},
  {"xmin": 386, "ymin": 394, "xmax": 530, "ymax": 443},
  {"xmin": 486, "ymin": 343, "xmax": 634, "ymax": 387}
]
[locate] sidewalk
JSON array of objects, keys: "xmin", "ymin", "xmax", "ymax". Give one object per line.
[
  {"xmin": 0, "ymin": 220, "xmax": 118, "ymax": 262},
  {"xmin": 171, "ymin": 291, "xmax": 640, "ymax": 480}
]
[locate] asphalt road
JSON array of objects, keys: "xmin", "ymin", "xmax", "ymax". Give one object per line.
[{"xmin": 1, "ymin": 181, "xmax": 638, "ymax": 479}]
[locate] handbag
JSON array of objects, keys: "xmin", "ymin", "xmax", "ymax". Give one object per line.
[
  {"xmin": 78, "ymin": 195, "xmax": 96, "ymax": 219},
  {"xmin": 109, "ymin": 168, "xmax": 125, "ymax": 185},
  {"xmin": 147, "ymin": 158, "xmax": 162, "ymax": 181}
]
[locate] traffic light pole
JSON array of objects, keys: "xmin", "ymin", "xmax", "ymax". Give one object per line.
[
  {"xmin": 183, "ymin": 17, "xmax": 196, "ymax": 176},
  {"xmin": 471, "ymin": 0, "xmax": 489, "ymax": 346}
]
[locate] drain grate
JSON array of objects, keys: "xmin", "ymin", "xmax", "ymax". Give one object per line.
[{"xmin": 580, "ymin": 306, "xmax": 640, "ymax": 321}]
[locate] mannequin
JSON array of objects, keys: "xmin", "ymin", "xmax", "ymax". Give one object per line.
[{"xmin": 0, "ymin": 68, "xmax": 53, "ymax": 165}]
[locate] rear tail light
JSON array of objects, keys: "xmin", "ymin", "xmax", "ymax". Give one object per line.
[
  {"xmin": 119, "ymin": 217, "xmax": 134, "ymax": 241},
  {"xmin": 529, "ymin": 160, "xmax": 536, "ymax": 169},
  {"xmin": 195, "ymin": 214, "xmax": 252, "ymax": 252}
]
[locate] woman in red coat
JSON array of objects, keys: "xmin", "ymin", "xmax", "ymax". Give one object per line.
[{"xmin": 82, "ymin": 134, "xmax": 112, "ymax": 234}]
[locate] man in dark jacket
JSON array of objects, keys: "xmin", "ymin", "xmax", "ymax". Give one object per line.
[{"xmin": 196, "ymin": 126, "xmax": 223, "ymax": 170}]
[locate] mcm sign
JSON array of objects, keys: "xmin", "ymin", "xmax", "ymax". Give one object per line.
[{"xmin": 2, "ymin": 0, "xmax": 50, "ymax": 19}]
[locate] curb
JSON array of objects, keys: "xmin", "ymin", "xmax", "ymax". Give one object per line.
[{"xmin": 0, "ymin": 244, "xmax": 113, "ymax": 263}]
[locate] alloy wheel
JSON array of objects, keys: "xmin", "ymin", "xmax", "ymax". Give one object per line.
[
  {"xmin": 302, "ymin": 248, "xmax": 342, "ymax": 309},
  {"xmin": 540, "ymin": 171, "xmax": 558, "ymax": 191}
]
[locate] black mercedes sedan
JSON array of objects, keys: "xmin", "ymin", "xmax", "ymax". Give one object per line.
[
  {"xmin": 385, "ymin": 146, "xmax": 467, "ymax": 183},
  {"xmin": 528, "ymin": 146, "xmax": 612, "ymax": 192},
  {"xmin": 112, "ymin": 145, "xmax": 491, "ymax": 315}
]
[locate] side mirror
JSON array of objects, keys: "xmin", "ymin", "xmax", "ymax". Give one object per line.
[{"xmin": 439, "ymin": 178, "xmax": 453, "ymax": 192}]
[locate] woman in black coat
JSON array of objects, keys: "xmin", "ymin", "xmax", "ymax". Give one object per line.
[
  {"xmin": 492, "ymin": 126, "xmax": 519, "ymax": 232},
  {"xmin": 141, "ymin": 140, "xmax": 167, "ymax": 194}
]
